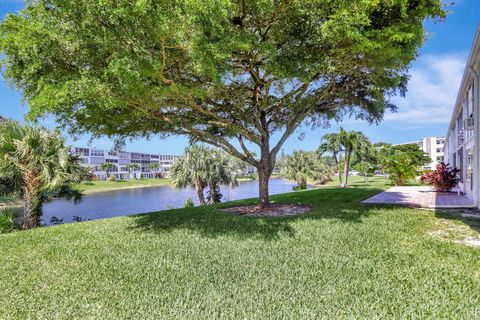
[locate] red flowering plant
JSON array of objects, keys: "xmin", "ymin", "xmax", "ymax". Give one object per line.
[{"xmin": 420, "ymin": 162, "xmax": 460, "ymax": 192}]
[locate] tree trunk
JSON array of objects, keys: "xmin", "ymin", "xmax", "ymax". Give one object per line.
[
  {"xmin": 342, "ymin": 152, "xmax": 351, "ymax": 188},
  {"xmin": 334, "ymin": 153, "xmax": 343, "ymax": 186},
  {"xmin": 258, "ymin": 167, "xmax": 271, "ymax": 209},
  {"xmin": 195, "ymin": 180, "xmax": 206, "ymax": 205},
  {"xmin": 21, "ymin": 172, "xmax": 42, "ymax": 229},
  {"xmin": 208, "ymin": 183, "xmax": 220, "ymax": 204}
]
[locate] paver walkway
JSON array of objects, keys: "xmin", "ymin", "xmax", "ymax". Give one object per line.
[{"xmin": 362, "ymin": 186, "xmax": 474, "ymax": 208}]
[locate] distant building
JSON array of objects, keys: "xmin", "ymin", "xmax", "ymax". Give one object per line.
[
  {"xmin": 72, "ymin": 147, "xmax": 180, "ymax": 180},
  {"xmin": 394, "ymin": 136, "xmax": 445, "ymax": 170},
  {"xmin": 444, "ymin": 25, "xmax": 480, "ymax": 205}
]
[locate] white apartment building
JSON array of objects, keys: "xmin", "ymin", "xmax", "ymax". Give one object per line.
[
  {"xmin": 72, "ymin": 147, "xmax": 179, "ymax": 180},
  {"xmin": 394, "ymin": 136, "xmax": 445, "ymax": 170},
  {"xmin": 444, "ymin": 26, "xmax": 480, "ymax": 205}
]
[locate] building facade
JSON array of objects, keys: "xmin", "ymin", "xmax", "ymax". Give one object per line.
[
  {"xmin": 394, "ymin": 136, "xmax": 445, "ymax": 170},
  {"xmin": 444, "ymin": 26, "xmax": 480, "ymax": 205},
  {"xmin": 72, "ymin": 147, "xmax": 180, "ymax": 180}
]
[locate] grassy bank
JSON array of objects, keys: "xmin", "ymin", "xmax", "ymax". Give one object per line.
[
  {"xmin": 0, "ymin": 177, "xmax": 479, "ymax": 319},
  {"xmin": 75, "ymin": 178, "xmax": 173, "ymax": 194},
  {"xmin": 0, "ymin": 195, "xmax": 21, "ymax": 208}
]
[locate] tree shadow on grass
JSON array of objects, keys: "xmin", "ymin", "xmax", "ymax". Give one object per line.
[{"xmin": 128, "ymin": 187, "xmax": 386, "ymax": 240}]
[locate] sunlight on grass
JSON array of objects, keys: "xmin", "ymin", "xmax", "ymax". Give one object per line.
[{"xmin": 0, "ymin": 177, "xmax": 478, "ymax": 319}]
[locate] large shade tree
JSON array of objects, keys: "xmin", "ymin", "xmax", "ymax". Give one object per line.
[
  {"xmin": 0, "ymin": 0, "xmax": 445, "ymax": 208},
  {"xmin": 0, "ymin": 122, "xmax": 87, "ymax": 229}
]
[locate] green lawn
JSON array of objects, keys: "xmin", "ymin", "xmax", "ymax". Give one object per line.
[
  {"xmin": 0, "ymin": 177, "xmax": 479, "ymax": 319},
  {"xmin": 75, "ymin": 178, "xmax": 173, "ymax": 194}
]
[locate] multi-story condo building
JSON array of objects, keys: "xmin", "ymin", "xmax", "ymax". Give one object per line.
[
  {"xmin": 72, "ymin": 147, "xmax": 180, "ymax": 180},
  {"xmin": 394, "ymin": 136, "xmax": 445, "ymax": 170},
  {"xmin": 444, "ymin": 26, "xmax": 480, "ymax": 205}
]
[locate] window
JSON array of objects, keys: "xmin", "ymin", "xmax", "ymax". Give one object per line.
[
  {"xmin": 457, "ymin": 148, "xmax": 463, "ymax": 182},
  {"xmin": 467, "ymin": 147, "xmax": 473, "ymax": 190},
  {"xmin": 436, "ymin": 148, "xmax": 443, "ymax": 153},
  {"xmin": 105, "ymin": 159, "xmax": 118, "ymax": 163},
  {"xmin": 74, "ymin": 147, "xmax": 89, "ymax": 157},
  {"xmin": 90, "ymin": 149, "xmax": 104, "ymax": 157}
]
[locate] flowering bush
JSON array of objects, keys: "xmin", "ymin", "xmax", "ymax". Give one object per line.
[{"xmin": 420, "ymin": 162, "xmax": 460, "ymax": 192}]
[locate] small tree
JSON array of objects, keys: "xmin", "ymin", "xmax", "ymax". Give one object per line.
[
  {"xmin": 420, "ymin": 162, "xmax": 460, "ymax": 192},
  {"xmin": 0, "ymin": 122, "xmax": 87, "ymax": 229},
  {"xmin": 319, "ymin": 129, "xmax": 371, "ymax": 188},
  {"xmin": 318, "ymin": 133, "xmax": 344, "ymax": 186},
  {"xmin": 280, "ymin": 151, "xmax": 328, "ymax": 190},
  {"xmin": 171, "ymin": 145, "xmax": 210, "ymax": 205},
  {"xmin": 354, "ymin": 162, "xmax": 374, "ymax": 183},
  {"xmin": 99, "ymin": 162, "xmax": 117, "ymax": 177},
  {"xmin": 126, "ymin": 163, "xmax": 140, "ymax": 180},
  {"xmin": 205, "ymin": 152, "xmax": 239, "ymax": 204},
  {"xmin": 148, "ymin": 162, "xmax": 160, "ymax": 177}
]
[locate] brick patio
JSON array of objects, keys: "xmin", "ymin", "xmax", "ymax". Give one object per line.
[{"xmin": 362, "ymin": 186, "xmax": 475, "ymax": 208}]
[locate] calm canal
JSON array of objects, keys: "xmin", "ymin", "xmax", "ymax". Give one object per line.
[{"xmin": 42, "ymin": 178, "xmax": 306, "ymax": 224}]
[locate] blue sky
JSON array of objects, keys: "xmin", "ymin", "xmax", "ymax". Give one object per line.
[{"xmin": 1, "ymin": 0, "xmax": 479, "ymax": 155}]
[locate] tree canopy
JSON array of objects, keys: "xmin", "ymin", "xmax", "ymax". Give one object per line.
[{"xmin": 0, "ymin": 0, "xmax": 445, "ymax": 207}]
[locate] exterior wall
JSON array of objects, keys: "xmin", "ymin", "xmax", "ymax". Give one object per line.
[
  {"xmin": 444, "ymin": 25, "xmax": 480, "ymax": 205},
  {"xmin": 394, "ymin": 136, "xmax": 445, "ymax": 170},
  {"xmin": 72, "ymin": 147, "xmax": 179, "ymax": 181}
]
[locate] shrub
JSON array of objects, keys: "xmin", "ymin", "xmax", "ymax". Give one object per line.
[
  {"xmin": 107, "ymin": 174, "xmax": 116, "ymax": 182},
  {"xmin": 184, "ymin": 197, "xmax": 195, "ymax": 208},
  {"xmin": 0, "ymin": 208, "xmax": 19, "ymax": 234},
  {"xmin": 383, "ymin": 153, "xmax": 418, "ymax": 186},
  {"xmin": 420, "ymin": 162, "xmax": 460, "ymax": 192},
  {"xmin": 293, "ymin": 184, "xmax": 307, "ymax": 191}
]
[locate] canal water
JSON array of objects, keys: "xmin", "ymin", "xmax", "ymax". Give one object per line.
[{"xmin": 42, "ymin": 178, "xmax": 305, "ymax": 224}]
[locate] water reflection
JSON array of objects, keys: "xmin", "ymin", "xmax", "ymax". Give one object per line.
[{"xmin": 42, "ymin": 178, "xmax": 307, "ymax": 224}]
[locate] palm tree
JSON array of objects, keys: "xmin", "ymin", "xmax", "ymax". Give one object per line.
[
  {"xmin": 126, "ymin": 163, "xmax": 140, "ymax": 180},
  {"xmin": 205, "ymin": 152, "xmax": 239, "ymax": 203},
  {"xmin": 318, "ymin": 133, "xmax": 344, "ymax": 186},
  {"xmin": 280, "ymin": 151, "xmax": 326, "ymax": 190},
  {"xmin": 148, "ymin": 162, "xmax": 160, "ymax": 177},
  {"xmin": 0, "ymin": 122, "xmax": 87, "ymax": 229},
  {"xmin": 99, "ymin": 162, "xmax": 117, "ymax": 178},
  {"xmin": 337, "ymin": 128, "xmax": 371, "ymax": 187},
  {"xmin": 171, "ymin": 145, "xmax": 210, "ymax": 205}
]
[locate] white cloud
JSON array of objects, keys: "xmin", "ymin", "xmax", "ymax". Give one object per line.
[{"xmin": 385, "ymin": 53, "xmax": 467, "ymax": 125}]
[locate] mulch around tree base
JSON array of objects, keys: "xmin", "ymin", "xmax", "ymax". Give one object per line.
[{"xmin": 222, "ymin": 204, "xmax": 311, "ymax": 217}]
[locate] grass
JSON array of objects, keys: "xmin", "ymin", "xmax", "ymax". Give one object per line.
[
  {"xmin": 0, "ymin": 177, "xmax": 479, "ymax": 319},
  {"xmin": 74, "ymin": 178, "xmax": 173, "ymax": 194},
  {"xmin": 0, "ymin": 195, "xmax": 21, "ymax": 208}
]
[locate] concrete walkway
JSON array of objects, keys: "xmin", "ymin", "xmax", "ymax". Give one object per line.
[{"xmin": 362, "ymin": 186, "xmax": 475, "ymax": 208}]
